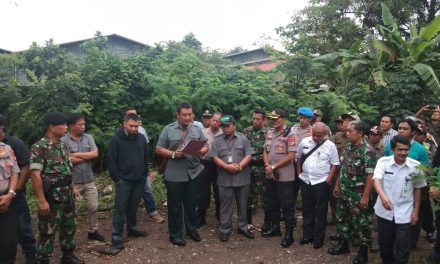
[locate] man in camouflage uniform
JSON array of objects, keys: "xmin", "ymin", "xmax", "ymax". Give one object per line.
[
  {"xmin": 30, "ymin": 112, "xmax": 84, "ymax": 264},
  {"xmin": 328, "ymin": 112, "xmax": 359, "ymax": 229},
  {"xmin": 328, "ymin": 120, "xmax": 377, "ymax": 264},
  {"xmin": 242, "ymin": 109, "xmax": 268, "ymax": 229}
]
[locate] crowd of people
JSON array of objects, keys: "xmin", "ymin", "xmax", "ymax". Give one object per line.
[{"xmin": 1, "ymin": 102, "xmax": 440, "ymax": 264}]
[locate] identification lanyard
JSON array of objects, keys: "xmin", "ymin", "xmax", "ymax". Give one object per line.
[
  {"xmin": 402, "ymin": 176, "xmax": 410, "ymax": 198},
  {"xmin": 225, "ymin": 137, "xmax": 236, "ymax": 163}
]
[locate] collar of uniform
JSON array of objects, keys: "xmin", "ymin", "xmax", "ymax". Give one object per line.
[
  {"xmin": 274, "ymin": 125, "xmax": 287, "ymax": 136},
  {"xmin": 390, "ymin": 156, "xmax": 410, "ymax": 169},
  {"xmin": 174, "ymin": 121, "xmax": 191, "ymax": 131},
  {"xmin": 347, "ymin": 139, "xmax": 367, "ymax": 150},
  {"xmin": 224, "ymin": 132, "xmax": 238, "ymax": 140},
  {"xmin": 43, "ymin": 135, "xmax": 59, "ymax": 146},
  {"xmin": 68, "ymin": 132, "xmax": 83, "ymax": 142}
]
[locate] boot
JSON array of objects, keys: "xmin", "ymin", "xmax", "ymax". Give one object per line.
[
  {"xmin": 61, "ymin": 250, "xmax": 85, "ymax": 264},
  {"xmin": 262, "ymin": 223, "xmax": 282, "ymax": 237},
  {"xmin": 261, "ymin": 211, "xmax": 270, "ymax": 233},
  {"xmin": 281, "ymin": 227, "xmax": 294, "ymax": 248},
  {"xmin": 328, "ymin": 239, "xmax": 350, "ymax": 255},
  {"xmin": 352, "ymin": 245, "xmax": 368, "ymax": 264}
]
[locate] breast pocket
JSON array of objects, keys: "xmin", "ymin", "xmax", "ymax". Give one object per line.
[
  {"xmin": 0, "ymin": 161, "xmax": 13, "ymax": 179},
  {"xmin": 218, "ymin": 147, "xmax": 229, "ymax": 158},
  {"xmin": 234, "ymin": 146, "xmax": 245, "ymax": 157}
]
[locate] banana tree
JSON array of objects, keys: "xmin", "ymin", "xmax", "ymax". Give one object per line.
[{"xmin": 373, "ymin": 2, "xmax": 440, "ymax": 96}]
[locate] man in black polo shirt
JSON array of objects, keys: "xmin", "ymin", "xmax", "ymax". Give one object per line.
[{"xmin": 0, "ymin": 114, "xmax": 37, "ymax": 263}]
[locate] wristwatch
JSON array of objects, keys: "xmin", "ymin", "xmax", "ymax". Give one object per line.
[
  {"xmin": 8, "ymin": 190, "xmax": 16, "ymax": 197},
  {"xmin": 171, "ymin": 151, "xmax": 176, "ymax": 159}
]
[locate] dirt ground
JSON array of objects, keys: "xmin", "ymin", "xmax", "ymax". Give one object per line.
[{"xmin": 15, "ymin": 206, "xmax": 435, "ymax": 264}]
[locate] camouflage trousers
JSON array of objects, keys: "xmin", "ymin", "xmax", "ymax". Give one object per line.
[
  {"xmin": 335, "ymin": 187, "xmax": 373, "ymax": 246},
  {"xmin": 248, "ymin": 165, "xmax": 267, "ymax": 211},
  {"xmin": 37, "ymin": 186, "xmax": 76, "ymax": 261}
]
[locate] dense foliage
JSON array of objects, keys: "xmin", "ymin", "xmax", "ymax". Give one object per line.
[{"xmin": 1, "ymin": 3, "xmax": 440, "ymax": 170}]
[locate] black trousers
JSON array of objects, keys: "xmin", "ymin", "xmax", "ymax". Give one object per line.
[
  {"xmin": 197, "ymin": 160, "xmax": 220, "ymax": 218},
  {"xmin": 0, "ymin": 198, "xmax": 18, "ymax": 264},
  {"xmin": 166, "ymin": 178, "xmax": 199, "ymax": 240},
  {"xmin": 300, "ymin": 180, "xmax": 330, "ymax": 243},
  {"xmin": 377, "ymin": 216, "xmax": 411, "ymax": 264},
  {"xmin": 266, "ymin": 180, "xmax": 296, "ymax": 228},
  {"xmin": 410, "ymin": 186, "xmax": 435, "ymax": 247}
]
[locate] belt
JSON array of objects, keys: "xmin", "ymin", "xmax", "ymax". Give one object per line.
[{"xmin": 51, "ymin": 178, "xmax": 72, "ymax": 188}]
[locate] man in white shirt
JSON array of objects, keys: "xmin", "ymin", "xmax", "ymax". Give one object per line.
[
  {"xmin": 373, "ymin": 135, "xmax": 426, "ymax": 264},
  {"xmin": 296, "ymin": 122, "xmax": 339, "ymax": 249}
]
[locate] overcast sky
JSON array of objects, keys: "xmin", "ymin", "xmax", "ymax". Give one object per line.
[{"xmin": 1, "ymin": 0, "xmax": 308, "ymax": 52}]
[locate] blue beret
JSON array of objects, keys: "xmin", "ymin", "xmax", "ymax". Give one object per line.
[{"xmin": 298, "ymin": 107, "xmax": 314, "ymax": 117}]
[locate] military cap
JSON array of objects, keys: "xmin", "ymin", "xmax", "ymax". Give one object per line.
[
  {"xmin": 314, "ymin": 109, "xmax": 322, "ymax": 116},
  {"xmin": 341, "ymin": 112, "xmax": 360, "ymax": 121},
  {"xmin": 202, "ymin": 109, "xmax": 214, "ymax": 118},
  {"xmin": 44, "ymin": 112, "xmax": 68, "ymax": 126},
  {"xmin": 220, "ymin": 115, "xmax": 235, "ymax": 126},
  {"xmin": 369, "ymin": 125, "xmax": 382, "ymax": 135},
  {"xmin": 297, "ymin": 107, "xmax": 314, "ymax": 117},
  {"xmin": 267, "ymin": 109, "xmax": 287, "ymax": 119}
]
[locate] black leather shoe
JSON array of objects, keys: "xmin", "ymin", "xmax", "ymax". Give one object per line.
[
  {"xmin": 170, "ymin": 237, "xmax": 186, "ymax": 246},
  {"xmin": 111, "ymin": 239, "xmax": 124, "ymax": 249},
  {"xmin": 128, "ymin": 230, "xmax": 148, "ymax": 237},
  {"xmin": 88, "ymin": 230, "xmax": 105, "ymax": 241},
  {"xmin": 428, "ymin": 233, "xmax": 436, "ymax": 243},
  {"xmin": 187, "ymin": 231, "xmax": 202, "ymax": 242},
  {"xmin": 352, "ymin": 245, "xmax": 368, "ymax": 264},
  {"xmin": 281, "ymin": 227, "xmax": 294, "ymax": 248},
  {"xmin": 262, "ymin": 224, "xmax": 282, "ymax": 237},
  {"xmin": 237, "ymin": 228, "xmax": 255, "ymax": 239},
  {"xmin": 219, "ymin": 232, "xmax": 230, "ymax": 242},
  {"xmin": 329, "ymin": 233, "xmax": 341, "ymax": 241},
  {"xmin": 261, "ymin": 221, "xmax": 271, "ymax": 233},
  {"xmin": 328, "ymin": 239, "xmax": 350, "ymax": 255},
  {"xmin": 313, "ymin": 241, "xmax": 324, "ymax": 249},
  {"xmin": 300, "ymin": 238, "xmax": 313, "ymax": 245},
  {"xmin": 61, "ymin": 250, "xmax": 85, "ymax": 264}
]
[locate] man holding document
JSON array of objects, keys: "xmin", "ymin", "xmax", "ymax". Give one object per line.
[{"xmin": 156, "ymin": 102, "xmax": 209, "ymax": 246}]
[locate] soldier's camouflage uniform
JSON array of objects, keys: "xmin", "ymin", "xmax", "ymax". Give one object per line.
[
  {"xmin": 243, "ymin": 126, "xmax": 268, "ymax": 214},
  {"xmin": 30, "ymin": 137, "xmax": 76, "ymax": 262},
  {"xmin": 335, "ymin": 140, "xmax": 377, "ymax": 246}
]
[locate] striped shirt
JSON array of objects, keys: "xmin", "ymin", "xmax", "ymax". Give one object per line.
[{"xmin": 381, "ymin": 129, "xmax": 398, "ymax": 147}]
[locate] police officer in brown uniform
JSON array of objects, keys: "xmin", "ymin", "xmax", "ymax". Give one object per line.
[
  {"xmin": 262, "ymin": 109, "xmax": 298, "ymax": 248},
  {"xmin": 0, "ymin": 141, "xmax": 20, "ymax": 263}
]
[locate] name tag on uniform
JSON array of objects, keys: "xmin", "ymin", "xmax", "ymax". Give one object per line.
[
  {"xmin": 227, "ymin": 155, "xmax": 233, "ymax": 164},
  {"xmin": 402, "ymin": 186, "xmax": 409, "ymax": 198},
  {"xmin": 385, "ymin": 171, "xmax": 393, "ymax": 174}
]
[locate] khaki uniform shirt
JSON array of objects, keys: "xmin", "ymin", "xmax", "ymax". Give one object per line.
[
  {"xmin": 264, "ymin": 126, "xmax": 298, "ymax": 181},
  {"xmin": 0, "ymin": 142, "xmax": 20, "ymax": 193},
  {"xmin": 209, "ymin": 132, "xmax": 252, "ymax": 187}
]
